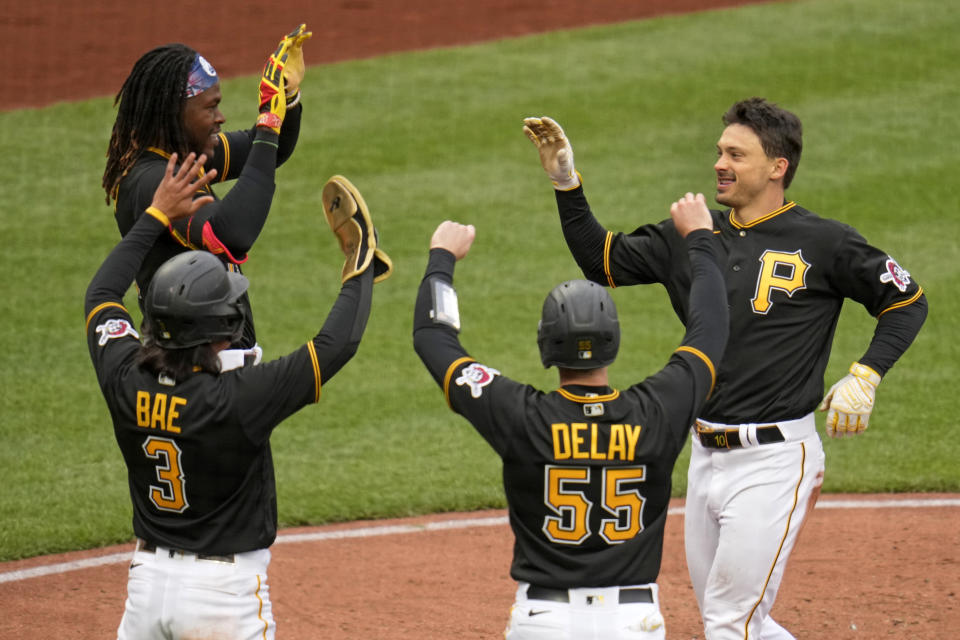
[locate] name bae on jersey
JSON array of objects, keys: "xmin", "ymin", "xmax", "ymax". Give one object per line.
[
  {"xmin": 136, "ymin": 391, "xmax": 186, "ymax": 433},
  {"xmin": 551, "ymin": 422, "xmax": 642, "ymax": 461}
]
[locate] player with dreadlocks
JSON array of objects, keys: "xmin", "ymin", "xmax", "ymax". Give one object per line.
[{"xmin": 103, "ymin": 26, "xmax": 311, "ymax": 369}]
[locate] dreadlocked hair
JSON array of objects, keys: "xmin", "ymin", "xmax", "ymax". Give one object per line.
[{"xmin": 103, "ymin": 44, "xmax": 197, "ymax": 204}]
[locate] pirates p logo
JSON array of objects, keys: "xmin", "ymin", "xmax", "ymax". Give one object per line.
[{"xmin": 751, "ymin": 249, "xmax": 810, "ymax": 314}]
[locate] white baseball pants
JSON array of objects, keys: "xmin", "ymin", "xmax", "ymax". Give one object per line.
[
  {"xmin": 116, "ymin": 544, "xmax": 274, "ymax": 640},
  {"xmin": 505, "ymin": 582, "xmax": 666, "ymax": 640},
  {"xmin": 684, "ymin": 414, "xmax": 824, "ymax": 640}
]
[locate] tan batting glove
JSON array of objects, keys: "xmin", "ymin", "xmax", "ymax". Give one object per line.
[
  {"xmin": 523, "ymin": 116, "xmax": 581, "ymax": 191},
  {"xmin": 281, "ymin": 24, "xmax": 312, "ymax": 100},
  {"xmin": 818, "ymin": 362, "xmax": 881, "ymax": 438}
]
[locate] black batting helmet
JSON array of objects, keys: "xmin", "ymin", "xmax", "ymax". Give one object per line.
[
  {"xmin": 537, "ymin": 279, "xmax": 620, "ymax": 369},
  {"xmin": 144, "ymin": 251, "xmax": 248, "ymax": 349}
]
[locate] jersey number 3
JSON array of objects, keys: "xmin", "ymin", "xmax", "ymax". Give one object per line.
[
  {"xmin": 142, "ymin": 436, "xmax": 189, "ymax": 513},
  {"xmin": 542, "ymin": 465, "xmax": 646, "ymax": 545}
]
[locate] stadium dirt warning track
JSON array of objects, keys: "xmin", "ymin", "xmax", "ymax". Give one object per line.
[{"xmin": 2, "ymin": 495, "xmax": 959, "ymax": 638}]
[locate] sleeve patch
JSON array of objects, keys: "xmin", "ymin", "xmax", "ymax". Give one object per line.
[
  {"xmin": 95, "ymin": 318, "xmax": 139, "ymax": 346},
  {"xmin": 879, "ymin": 256, "xmax": 912, "ymax": 292},
  {"xmin": 455, "ymin": 363, "xmax": 500, "ymax": 398}
]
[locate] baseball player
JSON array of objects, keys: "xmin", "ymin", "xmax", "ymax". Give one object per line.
[
  {"xmin": 85, "ymin": 152, "xmax": 385, "ymax": 639},
  {"xmin": 102, "ymin": 25, "xmax": 316, "ymax": 368},
  {"xmin": 412, "ymin": 199, "xmax": 729, "ymax": 639},
  {"xmin": 523, "ymin": 98, "xmax": 927, "ymax": 639}
]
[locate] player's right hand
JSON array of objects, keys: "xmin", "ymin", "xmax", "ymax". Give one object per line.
[
  {"xmin": 430, "ymin": 221, "xmax": 476, "ymax": 260},
  {"xmin": 150, "ymin": 153, "xmax": 216, "ymax": 221},
  {"xmin": 257, "ymin": 34, "xmax": 291, "ymax": 133},
  {"xmin": 670, "ymin": 192, "xmax": 713, "ymax": 237},
  {"xmin": 523, "ymin": 116, "xmax": 581, "ymax": 191}
]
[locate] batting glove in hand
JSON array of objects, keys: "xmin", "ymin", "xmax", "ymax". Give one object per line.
[
  {"xmin": 257, "ymin": 32, "xmax": 295, "ymax": 133},
  {"xmin": 523, "ymin": 116, "xmax": 581, "ymax": 190},
  {"xmin": 280, "ymin": 24, "xmax": 312, "ymax": 100},
  {"xmin": 818, "ymin": 362, "xmax": 881, "ymax": 438}
]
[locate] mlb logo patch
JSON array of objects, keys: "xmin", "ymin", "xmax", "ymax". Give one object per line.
[
  {"xmin": 95, "ymin": 318, "xmax": 139, "ymax": 346},
  {"xmin": 577, "ymin": 338, "xmax": 593, "ymax": 361}
]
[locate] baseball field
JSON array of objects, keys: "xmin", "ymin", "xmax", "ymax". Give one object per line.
[{"xmin": 1, "ymin": 0, "xmax": 957, "ymax": 637}]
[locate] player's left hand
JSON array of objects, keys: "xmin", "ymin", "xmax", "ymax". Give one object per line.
[
  {"xmin": 430, "ymin": 221, "xmax": 476, "ymax": 260},
  {"xmin": 818, "ymin": 362, "xmax": 881, "ymax": 438},
  {"xmin": 150, "ymin": 152, "xmax": 216, "ymax": 221},
  {"xmin": 279, "ymin": 24, "xmax": 312, "ymax": 99}
]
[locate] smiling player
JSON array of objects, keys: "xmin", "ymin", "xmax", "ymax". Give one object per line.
[{"xmin": 524, "ymin": 98, "xmax": 927, "ymax": 638}]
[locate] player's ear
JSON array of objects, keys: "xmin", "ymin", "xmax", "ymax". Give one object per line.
[{"xmin": 770, "ymin": 157, "xmax": 789, "ymax": 182}]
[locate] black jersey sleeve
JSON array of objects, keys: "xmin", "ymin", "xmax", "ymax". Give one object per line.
[
  {"xmin": 309, "ymin": 267, "xmax": 374, "ymax": 382},
  {"xmin": 188, "ymin": 127, "xmax": 282, "ymax": 259},
  {"xmin": 412, "ymin": 248, "xmax": 531, "ymax": 454},
  {"xmin": 412, "ymin": 248, "xmax": 471, "ymax": 385},
  {"xmin": 627, "ymin": 228, "xmax": 728, "ymax": 445},
  {"xmin": 85, "ymin": 212, "xmax": 167, "ymax": 381},
  {"xmin": 829, "ymin": 225, "xmax": 928, "ymax": 376},
  {"xmin": 276, "ymin": 103, "xmax": 302, "ymax": 166},
  {"xmin": 556, "ymin": 186, "xmax": 673, "ymax": 287}
]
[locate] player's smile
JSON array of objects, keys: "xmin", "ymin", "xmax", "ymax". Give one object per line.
[{"xmin": 716, "ymin": 173, "xmax": 735, "ymax": 191}]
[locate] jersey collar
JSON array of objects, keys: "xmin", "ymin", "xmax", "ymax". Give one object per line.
[
  {"xmin": 144, "ymin": 147, "xmax": 213, "ymax": 194},
  {"xmin": 729, "ymin": 201, "xmax": 797, "ymax": 229},
  {"xmin": 557, "ymin": 386, "xmax": 620, "ymax": 403}
]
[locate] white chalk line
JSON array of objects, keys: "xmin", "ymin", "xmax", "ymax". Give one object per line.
[{"xmin": 3, "ymin": 497, "xmax": 958, "ymax": 585}]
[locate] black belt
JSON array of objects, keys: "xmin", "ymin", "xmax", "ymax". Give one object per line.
[
  {"xmin": 696, "ymin": 424, "xmax": 784, "ymax": 449},
  {"xmin": 138, "ymin": 539, "xmax": 235, "ymax": 563},
  {"xmin": 527, "ymin": 585, "xmax": 653, "ymax": 604}
]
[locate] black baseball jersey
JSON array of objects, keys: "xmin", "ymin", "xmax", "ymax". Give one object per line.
[
  {"xmin": 413, "ymin": 230, "xmax": 727, "ymax": 588},
  {"xmin": 556, "ymin": 187, "xmax": 927, "ymax": 424},
  {"xmin": 85, "ymin": 211, "xmax": 372, "ymax": 555},
  {"xmin": 112, "ymin": 107, "xmax": 302, "ymax": 348}
]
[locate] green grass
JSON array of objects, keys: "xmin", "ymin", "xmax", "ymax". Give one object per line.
[{"xmin": 1, "ymin": 0, "xmax": 957, "ymax": 561}]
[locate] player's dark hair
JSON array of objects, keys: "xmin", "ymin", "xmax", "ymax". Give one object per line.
[
  {"xmin": 723, "ymin": 97, "xmax": 803, "ymax": 189},
  {"xmin": 103, "ymin": 44, "xmax": 197, "ymax": 204},
  {"xmin": 136, "ymin": 319, "xmax": 222, "ymax": 380}
]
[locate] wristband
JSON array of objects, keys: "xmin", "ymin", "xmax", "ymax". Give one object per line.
[{"xmin": 429, "ymin": 278, "xmax": 461, "ymax": 331}]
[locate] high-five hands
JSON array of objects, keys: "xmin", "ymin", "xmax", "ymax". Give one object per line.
[
  {"xmin": 281, "ymin": 24, "xmax": 312, "ymax": 101},
  {"xmin": 257, "ymin": 25, "xmax": 312, "ymax": 132},
  {"xmin": 523, "ymin": 116, "xmax": 581, "ymax": 191},
  {"xmin": 430, "ymin": 221, "xmax": 476, "ymax": 261},
  {"xmin": 150, "ymin": 153, "xmax": 216, "ymax": 221},
  {"xmin": 670, "ymin": 193, "xmax": 714, "ymax": 238}
]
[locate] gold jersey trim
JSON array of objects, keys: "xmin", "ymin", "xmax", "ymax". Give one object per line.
[
  {"xmin": 85, "ymin": 302, "xmax": 127, "ymax": 333},
  {"xmin": 306, "ymin": 341, "xmax": 322, "ymax": 402},
  {"xmin": 443, "ymin": 357, "xmax": 476, "ymax": 409},
  {"xmin": 729, "ymin": 201, "xmax": 796, "ymax": 229},
  {"xmin": 556, "ymin": 387, "xmax": 620, "ymax": 403},
  {"xmin": 744, "ymin": 442, "xmax": 806, "ymax": 635},
  {"xmin": 675, "ymin": 345, "xmax": 716, "ymax": 393},
  {"xmin": 878, "ymin": 286, "xmax": 924, "ymax": 318},
  {"xmin": 603, "ymin": 231, "xmax": 616, "ymax": 288},
  {"xmin": 217, "ymin": 133, "xmax": 230, "ymax": 181}
]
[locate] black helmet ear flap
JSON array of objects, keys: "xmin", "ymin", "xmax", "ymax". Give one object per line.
[
  {"xmin": 145, "ymin": 251, "xmax": 249, "ymax": 349},
  {"xmin": 537, "ymin": 280, "xmax": 620, "ymax": 370}
]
